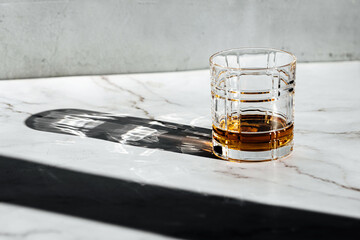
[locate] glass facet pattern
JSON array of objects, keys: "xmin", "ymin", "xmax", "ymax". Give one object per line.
[{"xmin": 210, "ymin": 48, "xmax": 296, "ymax": 162}]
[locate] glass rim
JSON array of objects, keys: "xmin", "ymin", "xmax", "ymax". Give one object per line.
[{"xmin": 209, "ymin": 47, "xmax": 297, "ymax": 70}]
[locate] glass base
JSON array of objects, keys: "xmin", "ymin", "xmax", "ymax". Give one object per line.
[{"xmin": 212, "ymin": 139, "xmax": 293, "ymax": 162}]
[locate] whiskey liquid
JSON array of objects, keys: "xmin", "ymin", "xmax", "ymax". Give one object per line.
[{"xmin": 213, "ymin": 114, "xmax": 293, "ymax": 152}]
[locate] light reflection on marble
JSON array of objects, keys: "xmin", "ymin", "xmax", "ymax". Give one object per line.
[{"xmin": 0, "ymin": 61, "xmax": 360, "ymax": 238}]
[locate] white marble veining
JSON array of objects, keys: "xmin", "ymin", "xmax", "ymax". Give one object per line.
[
  {"xmin": 0, "ymin": 203, "xmax": 176, "ymax": 240},
  {"xmin": 0, "ymin": 61, "xmax": 360, "ymax": 238}
]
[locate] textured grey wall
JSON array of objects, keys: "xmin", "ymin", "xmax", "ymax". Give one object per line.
[{"xmin": 0, "ymin": 0, "xmax": 359, "ymax": 79}]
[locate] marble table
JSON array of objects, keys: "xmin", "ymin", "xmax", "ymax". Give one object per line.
[{"xmin": 0, "ymin": 61, "xmax": 359, "ymax": 239}]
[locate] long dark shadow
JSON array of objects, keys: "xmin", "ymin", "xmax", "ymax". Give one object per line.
[
  {"xmin": 25, "ymin": 109, "xmax": 215, "ymax": 159},
  {"xmin": 0, "ymin": 155, "xmax": 359, "ymax": 240}
]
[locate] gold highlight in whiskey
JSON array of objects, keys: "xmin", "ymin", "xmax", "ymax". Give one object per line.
[{"xmin": 212, "ymin": 114, "xmax": 293, "ymax": 154}]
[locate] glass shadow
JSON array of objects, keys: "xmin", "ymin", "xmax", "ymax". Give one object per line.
[{"xmin": 25, "ymin": 109, "xmax": 215, "ymax": 159}]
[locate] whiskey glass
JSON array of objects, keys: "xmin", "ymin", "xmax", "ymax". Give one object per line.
[{"xmin": 210, "ymin": 48, "xmax": 296, "ymax": 162}]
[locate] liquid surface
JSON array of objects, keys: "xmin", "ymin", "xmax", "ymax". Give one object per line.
[{"xmin": 213, "ymin": 114, "xmax": 293, "ymax": 151}]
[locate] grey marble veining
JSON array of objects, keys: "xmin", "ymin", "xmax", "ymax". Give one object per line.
[{"xmin": 0, "ymin": 61, "xmax": 359, "ymax": 239}]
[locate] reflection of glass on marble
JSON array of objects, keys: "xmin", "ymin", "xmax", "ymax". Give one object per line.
[{"xmin": 210, "ymin": 48, "xmax": 296, "ymax": 162}]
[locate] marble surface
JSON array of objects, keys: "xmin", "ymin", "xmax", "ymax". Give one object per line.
[{"xmin": 0, "ymin": 61, "xmax": 360, "ymax": 239}]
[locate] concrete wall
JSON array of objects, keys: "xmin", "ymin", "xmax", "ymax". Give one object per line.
[{"xmin": 0, "ymin": 0, "xmax": 359, "ymax": 79}]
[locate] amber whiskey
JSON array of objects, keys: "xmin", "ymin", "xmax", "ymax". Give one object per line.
[{"xmin": 212, "ymin": 114, "xmax": 293, "ymax": 152}]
